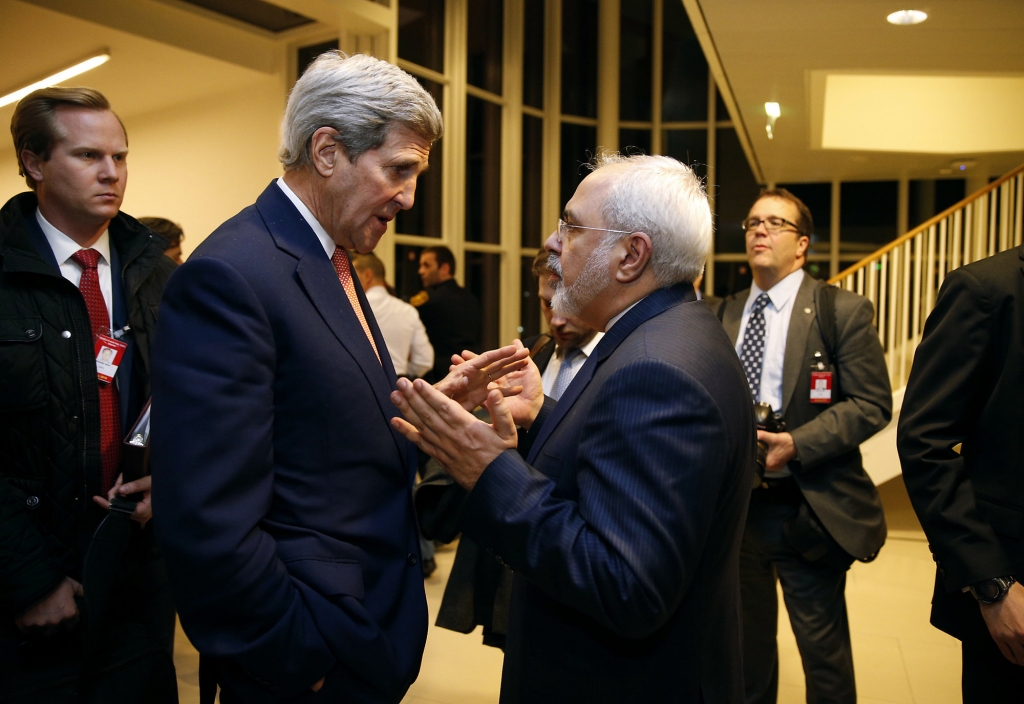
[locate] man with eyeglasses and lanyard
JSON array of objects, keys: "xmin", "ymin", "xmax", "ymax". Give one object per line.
[{"xmin": 717, "ymin": 188, "xmax": 891, "ymax": 704}]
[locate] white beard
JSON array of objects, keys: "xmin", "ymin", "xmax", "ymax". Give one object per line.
[{"xmin": 548, "ymin": 238, "xmax": 616, "ymax": 320}]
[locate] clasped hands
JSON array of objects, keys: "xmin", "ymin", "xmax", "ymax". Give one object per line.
[{"xmin": 391, "ymin": 341, "xmax": 544, "ymax": 491}]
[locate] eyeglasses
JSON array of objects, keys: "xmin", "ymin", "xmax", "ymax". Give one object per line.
[
  {"xmin": 741, "ymin": 216, "xmax": 799, "ymax": 233},
  {"xmin": 555, "ymin": 219, "xmax": 634, "ymax": 244}
]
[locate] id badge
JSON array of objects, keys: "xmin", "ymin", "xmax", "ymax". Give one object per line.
[
  {"xmin": 809, "ymin": 371, "xmax": 832, "ymax": 404},
  {"xmin": 95, "ymin": 334, "xmax": 128, "ymax": 384}
]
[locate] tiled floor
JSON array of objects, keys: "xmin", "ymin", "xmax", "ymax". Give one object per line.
[{"xmin": 174, "ymin": 476, "xmax": 963, "ymax": 703}]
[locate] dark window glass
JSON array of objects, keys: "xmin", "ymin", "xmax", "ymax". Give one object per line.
[
  {"xmin": 522, "ymin": 115, "xmax": 544, "ymax": 247},
  {"xmin": 396, "ymin": 77, "xmax": 443, "ymax": 238},
  {"xmin": 840, "ymin": 181, "xmax": 899, "ymax": 251},
  {"xmin": 715, "ymin": 87, "xmax": 728, "ymax": 122},
  {"xmin": 466, "ymin": 96, "xmax": 502, "ymax": 243},
  {"xmin": 805, "ymin": 261, "xmax": 831, "ymax": 280},
  {"xmin": 297, "ymin": 40, "xmax": 339, "ymax": 82},
  {"xmin": 619, "ymin": 128, "xmax": 651, "ymax": 156},
  {"xmin": 523, "ymin": 0, "xmax": 545, "ymax": 109},
  {"xmin": 560, "ymin": 122, "xmax": 597, "ymax": 213},
  {"xmin": 394, "ymin": 244, "xmax": 426, "ymax": 300},
  {"xmin": 777, "ymin": 182, "xmax": 831, "ymax": 255},
  {"xmin": 561, "ymin": 0, "xmax": 598, "ymax": 117},
  {"xmin": 713, "ymin": 261, "xmax": 752, "ymax": 299},
  {"xmin": 909, "ymin": 178, "xmax": 966, "ymax": 229},
  {"xmin": 467, "ymin": 0, "xmax": 503, "ymax": 94},
  {"xmin": 619, "ymin": 0, "xmax": 652, "ymax": 121},
  {"xmin": 464, "ymin": 251, "xmax": 501, "ymax": 350},
  {"xmin": 715, "ymin": 128, "xmax": 761, "ymax": 253},
  {"xmin": 398, "ymin": 0, "xmax": 445, "ymax": 72},
  {"xmin": 663, "ymin": 129, "xmax": 707, "ymax": 182},
  {"xmin": 662, "ymin": 0, "xmax": 707, "ymax": 122},
  {"xmin": 520, "ymin": 255, "xmax": 542, "ymax": 339}
]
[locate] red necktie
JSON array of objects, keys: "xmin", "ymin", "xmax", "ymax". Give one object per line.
[
  {"xmin": 331, "ymin": 247, "xmax": 381, "ymax": 364},
  {"xmin": 71, "ymin": 249, "xmax": 121, "ymax": 492}
]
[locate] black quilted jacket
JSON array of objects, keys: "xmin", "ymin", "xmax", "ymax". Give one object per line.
[{"xmin": 0, "ymin": 192, "xmax": 174, "ymax": 618}]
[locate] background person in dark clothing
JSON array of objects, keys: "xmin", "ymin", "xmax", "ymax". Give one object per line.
[
  {"xmin": 0, "ymin": 87, "xmax": 177, "ymax": 702},
  {"xmin": 138, "ymin": 217, "xmax": 184, "ymax": 265},
  {"xmin": 412, "ymin": 245, "xmax": 481, "ymax": 382}
]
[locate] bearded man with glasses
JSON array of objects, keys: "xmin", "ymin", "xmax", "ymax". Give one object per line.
[
  {"xmin": 392, "ymin": 153, "xmax": 756, "ymax": 703},
  {"xmin": 717, "ymin": 189, "xmax": 892, "ymax": 704}
]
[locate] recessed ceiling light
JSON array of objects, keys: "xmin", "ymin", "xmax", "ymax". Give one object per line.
[
  {"xmin": 0, "ymin": 52, "xmax": 111, "ymax": 108},
  {"xmin": 887, "ymin": 10, "xmax": 928, "ymax": 25}
]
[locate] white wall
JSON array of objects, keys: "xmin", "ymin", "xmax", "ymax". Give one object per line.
[{"xmin": 0, "ymin": 76, "xmax": 286, "ymax": 260}]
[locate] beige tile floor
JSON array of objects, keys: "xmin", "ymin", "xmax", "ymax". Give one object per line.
[{"xmin": 174, "ymin": 476, "xmax": 963, "ymax": 703}]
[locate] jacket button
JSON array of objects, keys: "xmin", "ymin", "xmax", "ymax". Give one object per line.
[
  {"xmin": 62, "ymin": 330, "xmax": 71, "ymax": 339},
  {"xmin": 25, "ymin": 329, "xmax": 37, "ymax": 339},
  {"xmin": 407, "ymin": 553, "xmax": 418, "ymax": 566},
  {"xmin": 25, "ymin": 496, "xmax": 40, "ymax": 509}
]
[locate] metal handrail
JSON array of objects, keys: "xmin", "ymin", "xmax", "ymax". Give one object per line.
[{"xmin": 828, "ymin": 162, "xmax": 1024, "ymax": 390}]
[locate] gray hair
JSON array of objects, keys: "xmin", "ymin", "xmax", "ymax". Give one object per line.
[
  {"xmin": 279, "ymin": 52, "xmax": 443, "ymax": 169},
  {"xmin": 588, "ymin": 152, "xmax": 712, "ymax": 286}
]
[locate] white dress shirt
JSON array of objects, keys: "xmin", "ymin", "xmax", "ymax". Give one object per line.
[
  {"xmin": 37, "ymin": 209, "xmax": 113, "ymax": 332},
  {"xmin": 734, "ymin": 268, "xmax": 805, "ymax": 476},
  {"xmin": 541, "ymin": 331, "xmax": 604, "ymax": 398},
  {"xmin": 364, "ymin": 285, "xmax": 434, "ymax": 377}
]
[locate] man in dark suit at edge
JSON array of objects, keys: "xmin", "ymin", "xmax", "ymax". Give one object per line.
[
  {"xmin": 393, "ymin": 153, "xmax": 756, "ymax": 703},
  {"xmin": 718, "ymin": 189, "xmax": 892, "ymax": 704},
  {"xmin": 150, "ymin": 52, "xmax": 526, "ymax": 703},
  {"xmin": 898, "ymin": 244, "xmax": 1024, "ymax": 701}
]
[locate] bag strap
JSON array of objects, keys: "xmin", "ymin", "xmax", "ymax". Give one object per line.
[{"xmin": 815, "ymin": 284, "xmax": 839, "ymax": 363}]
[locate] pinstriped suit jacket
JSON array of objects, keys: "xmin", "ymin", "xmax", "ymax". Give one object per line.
[{"xmin": 461, "ymin": 283, "xmax": 756, "ymax": 704}]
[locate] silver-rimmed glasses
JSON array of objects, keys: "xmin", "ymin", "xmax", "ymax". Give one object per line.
[{"xmin": 555, "ymin": 219, "xmax": 634, "ymax": 244}]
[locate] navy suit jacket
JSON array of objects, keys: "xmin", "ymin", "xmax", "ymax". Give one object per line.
[
  {"xmin": 461, "ymin": 284, "xmax": 756, "ymax": 703},
  {"xmin": 150, "ymin": 182, "xmax": 426, "ymax": 702}
]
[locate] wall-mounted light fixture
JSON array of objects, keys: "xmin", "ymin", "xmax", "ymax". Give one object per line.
[
  {"xmin": 0, "ymin": 51, "xmax": 111, "ymax": 108},
  {"xmin": 765, "ymin": 102, "xmax": 780, "ymax": 140},
  {"xmin": 887, "ymin": 10, "xmax": 928, "ymax": 25}
]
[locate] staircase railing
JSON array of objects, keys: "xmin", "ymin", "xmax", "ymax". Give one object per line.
[{"xmin": 829, "ymin": 164, "xmax": 1024, "ymax": 391}]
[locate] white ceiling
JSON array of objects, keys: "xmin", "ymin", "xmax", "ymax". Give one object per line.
[{"xmin": 695, "ymin": 0, "xmax": 1024, "ymax": 184}]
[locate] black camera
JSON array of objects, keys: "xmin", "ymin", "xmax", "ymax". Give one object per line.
[{"xmin": 753, "ymin": 402, "xmax": 786, "ymax": 487}]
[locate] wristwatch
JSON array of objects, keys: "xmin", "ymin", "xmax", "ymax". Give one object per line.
[{"xmin": 968, "ymin": 575, "xmax": 1016, "ymax": 604}]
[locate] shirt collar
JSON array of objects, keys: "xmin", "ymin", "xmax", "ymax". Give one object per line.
[
  {"xmin": 364, "ymin": 284, "xmax": 388, "ymax": 302},
  {"xmin": 748, "ymin": 268, "xmax": 804, "ymax": 312},
  {"xmin": 276, "ymin": 177, "xmax": 336, "ymax": 258},
  {"xmin": 604, "ymin": 298, "xmax": 643, "ymax": 332},
  {"xmin": 37, "ymin": 208, "xmax": 111, "ymax": 267}
]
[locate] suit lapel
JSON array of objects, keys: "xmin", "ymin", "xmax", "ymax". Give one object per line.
[
  {"xmin": 721, "ymin": 293, "xmax": 745, "ymax": 345},
  {"xmin": 255, "ymin": 184, "xmax": 410, "ymax": 465},
  {"xmin": 526, "ymin": 284, "xmax": 695, "ymax": 464},
  {"xmin": 781, "ymin": 275, "xmax": 818, "ymax": 412}
]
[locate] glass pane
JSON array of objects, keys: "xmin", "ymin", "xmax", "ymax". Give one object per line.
[
  {"xmin": 560, "ymin": 122, "xmax": 597, "ymax": 212},
  {"xmin": 398, "ymin": 0, "xmax": 445, "ymax": 72},
  {"xmin": 715, "ymin": 86, "xmax": 728, "ymax": 122},
  {"xmin": 619, "ymin": 128, "xmax": 651, "ymax": 156},
  {"xmin": 713, "ymin": 261, "xmax": 752, "ymax": 299},
  {"xmin": 909, "ymin": 178, "xmax": 966, "ymax": 229},
  {"xmin": 523, "ymin": 0, "xmax": 545, "ymax": 109},
  {"xmin": 395, "ymin": 77, "xmax": 444, "ymax": 238},
  {"xmin": 466, "ymin": 96, "xmax": 502, "ymax": 243},
  {"xmin": 464, "ymin": 251, "xmax": 501, "ymax": 350},
  {"xmin": 297, "ymin": 40, "xmax": 338, "ymax": 82},
  {"xmin": 520, "ymin": 254, "xmax": 542, "ymax": 340},
  {"xmin": 561, "ymin": 0, "xmax": 598, "ymax": 118},
  {"xmin": 522, "ymin": 115, "xmax": 544, "ymax": 248},
  {"xmin": 394, "ymin": 244, "xmax": 426, "ymax": 301},
  {"xmin": 467, "ymin": 0, "xmax": 503, "ymax": 94},
  {"xmin": 715, "ymin": 128, "xmax": 762, "ymax": 254},
  {"xmin": 805, "ymin": 260, "xmax": 831, "ymax": 281},
  {"xmin": 662, "ymin": 0, "xmax": 708, "ymax": 122},
  {"xmin": 663, "ymin": 129, "xmax": 707, "ymax": 182},
  {"xmin": 840, "ymin": 181, "xmax": 898, "ymax": 252},
  {"xmin": 619, "ymin": 0, "xmax": 652, "ymax": 121},
  {"xmin": 777, "ymin": 182, "xmax": 831, "ymax": 255}
]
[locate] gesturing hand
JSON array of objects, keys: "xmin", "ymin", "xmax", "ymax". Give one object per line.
[
  {"xmin": 435, "ymin": 342, "xmax": 529, "ymax": 411},
  {"xmin": 391, "ymin": 379, "xmax": 518, "ymax": 490}
]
